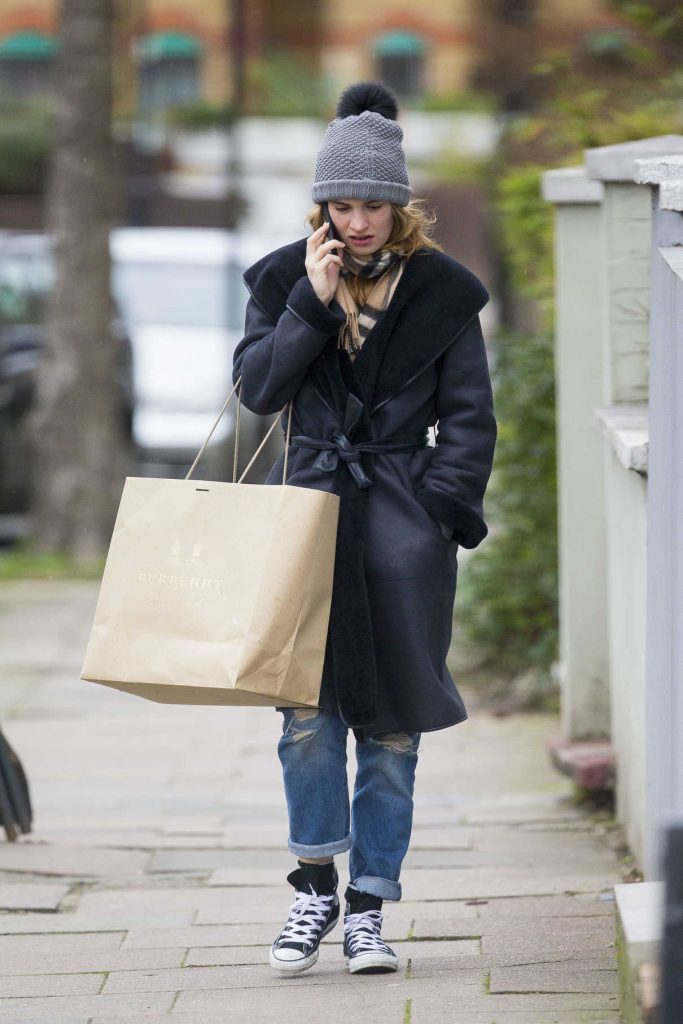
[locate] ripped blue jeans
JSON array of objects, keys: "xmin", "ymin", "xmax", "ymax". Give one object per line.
[{"xmin": 278, "ymin": 707, "xmax": 420, "ymax": 901}]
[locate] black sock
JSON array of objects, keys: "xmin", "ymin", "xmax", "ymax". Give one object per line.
[
  {"xmin": 286, "ymin": 860, "xmax": 338, "ymax": 896},
  {"xmin": 344, "ymin": 884, "xmax": 383, "ymax": 914}
]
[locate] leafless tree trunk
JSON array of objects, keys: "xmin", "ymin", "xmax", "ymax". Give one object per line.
[{"xmin": 30, "ymin": 0, "xmax": 123, "ymax": 563}]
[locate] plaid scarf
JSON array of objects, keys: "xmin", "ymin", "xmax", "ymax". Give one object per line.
[
  {"xmin": 335, "ymin": 248, "xmax": 407, "ymax": 358},
  {"xmin": 341, "ymin": 246, "xmax": 401, "ymax": 279}
]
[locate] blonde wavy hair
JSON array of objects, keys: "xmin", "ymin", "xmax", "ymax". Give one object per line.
[{"xmin": 306, "ymin": 199, "xmax": 442, "ymax": 308}]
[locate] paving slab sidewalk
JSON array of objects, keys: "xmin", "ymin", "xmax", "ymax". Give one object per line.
[{"xmin": 0, "ymin": 580, "xmax": 624, "ymax": 1024}]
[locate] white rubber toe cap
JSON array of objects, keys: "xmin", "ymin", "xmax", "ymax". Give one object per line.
[
  {"xmin": 346, "ymin": 950, "xmax": 399, "ymax": 974},
  {"xmin": 270, "ymin": 946, "xmax": 319, "ymax": 973}
]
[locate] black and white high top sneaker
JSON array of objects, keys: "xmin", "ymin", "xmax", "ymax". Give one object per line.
[
  {"xmin": 269, "ymin": 862, "xmax": 339, "ymax": 974},
  {"xmin": 343, "ymin": 885, "xmax": 399, "ymax": 974}
]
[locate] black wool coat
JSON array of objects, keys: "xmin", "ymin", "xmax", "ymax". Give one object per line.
[{"xmin": 233, "ymin": 237, "xmax": 497, "ymax": 739}]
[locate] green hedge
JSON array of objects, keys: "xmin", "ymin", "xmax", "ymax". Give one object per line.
[
  {"xmin": 495, "ymin": 164, "xmax": 555, "ymax": 316},
  {"xmin": 454, "ymin": 164, "xmax": 559, "ymax": 679},
  {"xmin": 457, "ymin": 328, "xmax": 558, "ymax": 674}
]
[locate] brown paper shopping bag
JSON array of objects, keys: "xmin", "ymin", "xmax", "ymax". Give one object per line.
[{"xmin": 81, "ymin": 387, "xmax": 339, "ymax": 708}]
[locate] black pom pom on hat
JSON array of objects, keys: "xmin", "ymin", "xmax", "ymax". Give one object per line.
[{"xmin": 336, "ymin": 81, "xmax": 399, "ymax": 121}]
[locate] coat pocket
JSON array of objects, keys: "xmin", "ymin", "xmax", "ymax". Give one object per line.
[
  {"xmin": 407, "ymin": 448, "xmax": 458, "ymax": 546},
  {"xmin": 407, "ymin": 446, "xmax": 436, "ymax": 492}
]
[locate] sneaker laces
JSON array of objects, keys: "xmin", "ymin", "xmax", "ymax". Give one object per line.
[
  {"xmin": 344, "ymin": 909, "xmax": 391, "ymax": 955},
  {"xmin": 277, "ymin": 889, "xmax": 336, "ymax": 946}
]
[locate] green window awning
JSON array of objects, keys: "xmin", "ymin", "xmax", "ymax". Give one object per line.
[
  {"xmin": 137, "ymin": 31, "xmax": 202, "ymax": 61},
  {"xmin": 0, "ymin": 31, "xmax": 59, "ymax": 60},
  {"xmin": 374, "ymin": 31, "xmax": 425, "ymax": 57}
]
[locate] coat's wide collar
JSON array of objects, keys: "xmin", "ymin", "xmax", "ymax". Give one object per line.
[{"xmin": 243, "ymin": 237, "xmax": 489, "ymax": 413}]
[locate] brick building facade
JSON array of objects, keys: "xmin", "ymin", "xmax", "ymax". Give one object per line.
[{"xmin": 0, "ymin": 0, "xmax": 622, "ymax": 115}]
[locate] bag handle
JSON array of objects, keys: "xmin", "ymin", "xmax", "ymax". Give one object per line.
[{"xmin": 185, "ymin": 377, "xmax": 293, "ymax": 485}]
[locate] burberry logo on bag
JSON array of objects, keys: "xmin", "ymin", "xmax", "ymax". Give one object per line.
[
  {"xmin": 168, "ymin": 539, "xmax": 204, "ymax": 567},
  {"xmin": 136, "ymin": 572, "xmax": 221, "ymax": 591}
]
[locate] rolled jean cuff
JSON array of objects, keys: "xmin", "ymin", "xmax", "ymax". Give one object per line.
[
  {"xmin": 353, "ymin": 874, "xmax": 402, "ymax": 902},
  {"xmin": 288, "ymin": 834, "xmax": 352, "ymax": 859}
]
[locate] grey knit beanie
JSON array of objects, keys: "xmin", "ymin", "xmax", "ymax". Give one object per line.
[{"xmin": 312, "ymin": 81, "xmax": 413, "ymax": 207}]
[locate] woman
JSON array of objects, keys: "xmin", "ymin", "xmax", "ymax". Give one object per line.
[{"xmin": 233, "ymin": 81, "xmax": 497, "ymax": 976}]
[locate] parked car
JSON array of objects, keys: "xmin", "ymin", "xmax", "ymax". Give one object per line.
[
  {"xmin": 108, "ymin": 227, "xmax": 289, "ymax": 479},
  {"xmin": 0, "ymin": 227, "xmax": 291, "ymax": 524}
]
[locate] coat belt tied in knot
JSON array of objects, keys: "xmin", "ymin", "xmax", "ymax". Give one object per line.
[
  {"xmin": 291, "ymin": 395, "xmax": 427, "ymax": 490},
  {"xmin": 291, "ymin": 433, "xmax": 428, "ymax": 489}
]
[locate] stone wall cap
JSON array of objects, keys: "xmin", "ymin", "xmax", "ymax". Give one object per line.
[
  {"xmin": 634, "ymin": 152, "xmax": 683, "ymax": 183},
  {"xmin": 635, "ymin": 154, "xmax": 683, "ymax": 211},
  {"xmin": 594, "ymin": 404, "xmax": 649, "ymax": 474},
  {"xmin": 541, "ymin": 166, "xmax": 604, "ymax": 204},
  {"xmin": 586, "ymin": 135, "xmax": 683, "ymax": 182}
]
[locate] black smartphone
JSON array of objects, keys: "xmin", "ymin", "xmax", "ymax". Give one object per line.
[{"xmin": 321, "ymin": 202, "xmax": 339, "ymax": 256}]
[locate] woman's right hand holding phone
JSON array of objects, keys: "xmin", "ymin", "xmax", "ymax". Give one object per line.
[{"xmin": 305, "ymin": 222, "xmax": 345, "ymax": 306}]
